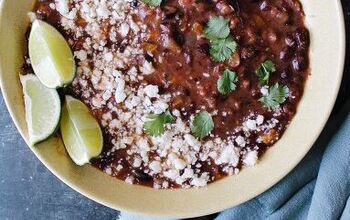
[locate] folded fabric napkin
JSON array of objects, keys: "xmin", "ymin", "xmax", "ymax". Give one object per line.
[
  {"xmin": 120, "ymin": 102, "xmax": 350, "ymax": 220},
  {"xmin": 216, "ymin": 102, "xmax": 350, "ymax": 220}
]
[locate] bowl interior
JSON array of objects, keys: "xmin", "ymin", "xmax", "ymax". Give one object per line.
[{"xmin": 0, "ymin": 0, "xmax": 345, "ymax": 218}]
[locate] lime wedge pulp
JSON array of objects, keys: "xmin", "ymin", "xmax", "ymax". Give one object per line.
[
  {"xmin": 20, "ymin": 74, "xmax": 61, "ymax": 146},
  {"xmin": 29, "ymin": 19, "xmax": 75, "ymax": 88},
  {"xmin": 60, "ymin": 95, "xmax": 103, "ymax": 166}
]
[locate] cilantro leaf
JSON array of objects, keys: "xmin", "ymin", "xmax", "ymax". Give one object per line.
[
  {"xmin": 209, "ymin": 36, "xmax": 237, "ymax": 62},
  {"xmin": 217, "ymin": 69, "xmax": 238, "ymax": 95},
  {"xmin": 144, "ymin": 110, "xmax": 174, "ymax": 137},
  {"xmin": 259, "ymin": 83, "xmax": 289, "ymax": 109},
  {"xmin": 191, "ymin": 111, "xmax": 214, "ymax": 139},
  {"xmin": 204, "ymin": 16, "xmax": 230, "ymax": 39},
  {"xmin": 203, "ymin": 16, "xmax": 237, "ymax": 62},
  {"xmin": 141, "ymin": 0, "xmax": 162, "ymax": 6},
  {"xmin": 256, "ymin": 60, "xmax": 276, "ymax": 87}
]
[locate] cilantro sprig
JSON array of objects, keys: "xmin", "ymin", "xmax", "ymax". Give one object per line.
[
  {"xmin": 259, "ymin": 83, "xmax": 289, "ymax": 110},
  {"xmin": 210, "ymin": 37, "xmax": 237, "ymax": 62},
  {"xmin": 144, "ymin": 110, "xmax": 174, "ymax": 137},
  {"xmin": 217, "ymin": 69, "xmax": 238, "ymax": 95},
  {"xmin": 204, "ymin": 16, "xmax": 237, "ymax": 62},
  {"xmin": 141, "ymin": 0, "xmax": 162, "ymax": 6},
  {"xmin": 256, "ymin": 60, "xmax": 276, "ymax": 87},
  {"xmin": 204, "ymin": 16, "xmax": 230, "ymax": 39},
  {"xmin": 191, "ymin": 111, "xmax": 214, "ymax": 139}
]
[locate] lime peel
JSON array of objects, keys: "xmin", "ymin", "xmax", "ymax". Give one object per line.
[
  {"xmin": 29, "ymin": 19, "xmax": 76, "ymax": 88},
  {"xmin": 20, "ymin": 74, "xmax": 61, "ymax": 146},
  {"xmin": 60, "ymin": 95, "xmax": 103, "ymax": 166}
]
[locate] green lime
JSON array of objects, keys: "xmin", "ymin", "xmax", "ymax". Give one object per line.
[
  {"xmin": 29, "ymin": 19, "xmax": 75, "ymax": 88},
  {"xmin": 20, "ymin": 74, "xmax": 61, "ymax": 146},
  {"xmin": 60, "ymin": 95, "xmax": 103, "ymax": 165}
]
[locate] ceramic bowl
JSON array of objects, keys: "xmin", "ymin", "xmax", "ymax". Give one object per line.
[{"xmin": 0, "ymin": 0, "xmax": 345, "ymax": 218}]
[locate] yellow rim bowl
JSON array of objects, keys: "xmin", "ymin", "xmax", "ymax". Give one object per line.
[{"xmin": 0, "ymin": 0, "xmax": 345, "ymax": 218}]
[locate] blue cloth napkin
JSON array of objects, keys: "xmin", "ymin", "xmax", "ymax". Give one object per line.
[
  {"xmin": 120, "ymin": 102, "xmax": 350, "ymax": 220},
  {"xmin": 216, "ymin": 102, "xmax": 350, "ymax": 220}
]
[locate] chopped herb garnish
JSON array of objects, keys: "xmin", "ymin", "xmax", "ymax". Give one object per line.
[
  {"xmin": 144, "ymin": 109, "xmax": 174, "ymax": 137},
  {"xmin": 209, "ymin": 37, "xmax": 237, "ymax": 62},
  {"xmin": 259, "ymin": 83, "xmax": 289, "ymax": 109},
  {"xmin": 204, "ymin": 16, "xmax": 230, "ymax": 39},
  {"xmin": 204, "ymin": 16, "xmax": 237, "ymax": 62},
  {"xmin": 256, "ymin": 60, "xmax": 276, "ymax": 87},
  {"xmin": 191, "ymin": 111, "xmax": 214, "ymax": 139},
  {"xmin": 217, "ymin": 69, "xmax": 238, "ymax": 95},
  {"xmin": 141, "ymin": 0, "xmax": 162, "ymax": 6}
]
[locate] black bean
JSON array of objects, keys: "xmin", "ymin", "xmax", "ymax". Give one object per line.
[
  {"xmin": 198, "ymin": 43, "xmax": 210, "ymax": 55},
  {"xmin": 241, "ymin": 79, "xmax": 250, "ymax": 89},
  {"xmin": 130, "ymin": 0, "xmax": 138, "ymax": 8},
  {"xmin": 283, "ymin": 104, "xmax": 295, "ymax": 115},
  {"xmin": 227, "ymin": 0, "xmax": 240, "ymax": 13},
  {"xmin": 260, "ymin": 1, "xmax": 270, "ymax": 11},
  {"xmin": 118, "ymin": 41, "xmax": 127, "ymax": 53},
  {"xmin": 241, "ymin": 47, "xmax": 256, "ymax": 59},
  {"xmin": 163, "ymin": 6, "xmax": 177, "ymax": 19},
  {"xmin": 292, "ymin": 74, "xmax": 303, "ymax": 84},
  {"xmin": 233, "ymin": 100, "xmax": 241, "ymax": 110},
  {"xmin": 132, "ymin": 169, "xmax": 152, "ymax": 182},
  {"xmin": 280, "ymin": 69, "xmax": 289, "ymax": 79},
  {"xmin": 295, "ymin": 27, "xmax": 310, "ymax": 51},
  {"xmin": 171, "ymin": 24, "xmax": 185, "ymax": 46},
  {"xmin": 279, "ymin": 47, "xmax": 293, "ymax": 60},
  {"xmin": 163, "ymin": 6, "xmax": 177, "ymax": 16},
  {"xmin": 250, "ymin": 88, "xmax": 260, "ymax": 98},
  {"xmin": 285, "ymin": 34, "xmax": 296, "ymax": 48},
  {"xmin": 163, "ymin": 5, "xmax": 183, "ymax": 20},
  {"xmin": 184, "ymin": 88, "xmax": 192, "ymax": 96},
  {"xmin": 144, "ymin": 53, "xmax": 154, "ymax": 63},
  {"xmin": 184, "ymin": 53, "xmax": 192, "ymax": 64},
  {"xmin": 292, "ymin": 54, "xmax": 308, "ymax": 71}
]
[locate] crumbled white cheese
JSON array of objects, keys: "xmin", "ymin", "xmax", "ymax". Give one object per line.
[
  {"xmin": 118, "ymin": 23, "xmax": 130, "ymax": 37},
  {"xmin": 149, "ymin": 161, "xmax": 162, "ymax": 174},
  {"xmin": 245, "ymin": 119, "xmax": 257, "ymax": 131},
  {"xmin": 215, "ymin": 145, "xmax": 239, "ymax": 166},
  {"xmin": 260, "ymin": 86, "xmax": 269, "ymax": 96},
  {"xmin": 172, "ymin": 157, "xmax": 187, "ymax": 170},
  {"xmin": 243, "ymin": 150, "xmax": 258, "ymax": 167},
  {"xmin": 104, "ymin": 52, "xmax": 114, "ymax": 62},
  {"xmin": 105, "ymin": 167, "xmax": 112, "ymax": 175},
  {"xmin": 164, "ymin": 169, "xmax": 180, "ymax": 180},
  {"xmin": 256, "ymin": 115, "xmax": 264, "ymax": 125},
  {"xmin": 114, "ymin": 77, "xmax": 126, "ymax": 103},
  {"xmin": 133, "ymin": 156, "xmax": 142, "ymax": 167},
  {"xmin": 235, "ymin": 136, "xmax": 246, "ymax": 147},
  {"xmin": 144, "ymin": 85, "xmax": 159, "ymax": 98},
  {"xmin": 125, "ymin": 176, "xmax": 135, "ymax": 184},
  {"xmin": 190, "ymin": 174, "xmax": 209, "ymax": 187},
  {"xmin": 55, "ymin": 0, "xmax": 69, "ymax": 15},
  {"xmin": 140, "ymin": 60, "xmax": 155, "ymax": 75}
]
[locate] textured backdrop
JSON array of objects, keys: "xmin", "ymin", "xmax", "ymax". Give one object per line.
[{"xmin": 0, "ymin": 1, "xmax": 349, "ymax": 220}]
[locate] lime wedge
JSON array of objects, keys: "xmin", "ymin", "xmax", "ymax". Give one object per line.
[
  {"xmin": 60, "ymin": 95, "xmax": 103, "ymax": 166},
  {"xmin": 20, "ymin": 74, "xmax": 61, "ymax": 146},
  {"xmin": 29, "ymin": 19, "xmax": 75, "ymax": 88}
]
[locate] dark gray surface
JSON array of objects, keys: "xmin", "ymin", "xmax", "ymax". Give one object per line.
[
  {"xmin": 0, "ymin": 1, "xmax": 349, "ymax": 220},
  {"xmin": 0, "ymin": 93, "xmax": 119, "ymax": 219}
]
